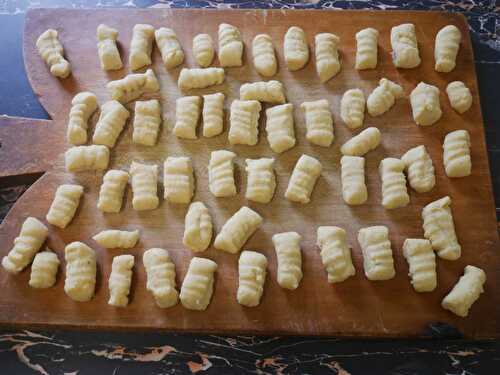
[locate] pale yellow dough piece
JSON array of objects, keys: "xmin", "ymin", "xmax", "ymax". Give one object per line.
[
  {"xmin": 65, "ymin": 145, "xmax": 110, "ymax": 172},
  {"xmin": 107, "ymin": 69, "xmax": 159, "ymax": 104},
  {"xmin": 403, "ymin": 239, "xmax": 437, "ymax": 292},
  {"xmin": 410, "ymin": 82, "xmax": 442, "ymax": 126},
  {"xmin": 163, "ymin": 156, "xmax": 194, "ymax": 204},
  {"xmin": 155, "ymin": 27, "xmax": 184, "ymax": 69},
  {"xmin": 208, "ymin": 150, "xmax": 236, "ymax": 197},
  {"xmin": 285, "ymin": 154, "xmax": 322, "ymax": 204},
  {"xmin": 133, "ymin": 99, "xmax": 161, "ymax": 146},
  {"xmin": 341, "ymin": 156, "xmax": 367, "ymax": 205},
  {"xmin": 245, "ymin": 158, "xmax": 276, "ymax": 204},
  {"xmin": 64, "ymin": 242, "xmax": 96, "ymax": 302},
  {"xmin": 301, "ymin": 99, "xmax": 334, "ymax": 147},
  {"xmin": 435, "ymin": 25, "xmax": 461, "ymax": 73},
  {"xmin": 93, "ymin": 229, "xmax": 140, "ymax": 249},
  {"xmin": 36, "ymin": 29, "xmax": 71, "ymax": 78},
  {"xmin": 379, "ymin": 157, "xmax": 410, "ymax": 209},
  {"xmin": 29, "ymin": 251, "xmax": 60, "ymax": 289},
  {"xmin": 315, "ymin": 33, "xmax": 341, "ymax": 83},
  {"xmin": 202, "ymin": 93, "xmax": 225, "ymax": 138},
  {"xmin": 93, "ymin": 100, "xmax": 130, "ymax": 148},
  {"xmin": 129, "ymin": 24, "xmax": 155, "ymax": 70},
  {"xmin": 96, "ymin": 24, "xmax": 122, "ymax": 71},
  {"xmin": 442, "ymin": 265, "xmax": 486, "ymax": 317},
  {"xmin": 446, "ymin": 81, "xmax": 472, "ymax": 114},
  {"xmin": 240, "ymin": 81, "xmax": 286, "ymax": 104},
  {"xmin": 174, "ymin": 96, "xmax": 202, "ymax": 139},
  {"xmin": 401, "ymin": 145, "xmax": 435, "ymax": 193},
  {"xmin": 265, "ymin": 103, "xmax": 296, "ymax": 153},
  {"xmin": 218, "ymin": 23, "xmax": 243, "ymax": 67},
  {"xmin": 228, "ymin": 100, "xmax": 261, "ymax": 146},
  {"xmin": 130, "ymin": 161, "xmax": 159, "ymax": 211},
  {"xmin": 183, "ymin": 202, "xmax": 213, "ymax": 252},
  {"xmin": 192, "ymin": 33, "xmax": 215, "ymax": 67},
  {"xmin": 237, "ymin": 251, "xmax": 268, "ymax": 307},
  {"xmin": 252, "ymin": 34, "xmax": 277, "ymax": 77},
  {"xmin": 178, "ymin": 68, "xmax": 225, "ymax": 90},
  {"xmin": 367, "ymin": 78, "xmax": 404, "ymax": 117},
  {"xmin": 317, "ymin": 226, "xmax": 355, "ymax": 283},
  {"xmin": 443, "ymin": 130, "xmax": 471, "ymax": 178},
  {"xmin": 272, "ymin": 232, "xmax": 303, "ymax": 290},
  {"xmin": 143, "ymin": 248, "xmax": 178, "ymax": 308},
  {"xmin": 284, "ymin": 26, "xmax": 309, "ymax": 71},
  {"xmin": 180, "ymin": 257, "xmax": 217, "ymax": 311},
  {"xmin": 97, "ymin": 170, "xmax": 129, "ymax": 213},
  {"xmin": 340, "ymin": 89, "xmax": 365, "ymax": 129},
  {"xmin": 108, "ymin": 254, "xmax": 134, "ymax": 307},
  {"xmin": 340, "ymin": 127, "xmax": 381, "ymax": 156},
  {"xmin": 355, "ymin": 27, "xmax": 378, "ymax": 70},
  {"xmin": 391, "ymin": 23, "xmax": 421, "ymax": 68},
  {"xmin": 46, "ymin": 184, "xmax": 84, "ymax": 228},
  {"xmin": 67, "ymin": 92, "xmax": 98, "ymax": 145},
  {"xmin": 357, "ymin": 226, "xmax": 395, "ymax": 281}
]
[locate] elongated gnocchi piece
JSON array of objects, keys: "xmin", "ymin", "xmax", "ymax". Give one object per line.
[
  {"xmin": 446, "ymin": 81, "xmax": 472, "ymax": 114},
  {"xmin": 96, "ymin": 24, "xmax": 122, "ymax": 71},
  {"xmin": 130, "ymin": 161, "xmax": 159, "ymax": 211},
  {"xmin": 285, "ymin": 154, "xmax": 322, "ymax": 204},
  {"xmin": 107, "ymin": 69, "xmax": 159, "ymax": 104},
  {"xmin": 402, "ymin": 239, "xmax": 437, "ymax": 292},
  {"xmin": 272, "ymin": 232, "xmax": 303, "ymax": 290},
  {"xmin": 379, "ymin": 158, "xmax": 410, "ymax": 209},
  {"xmin": 240, "ymin": 81, "xmax": 286, "ymax": 104},
  {"xmin": 143, "ymin": 248, "xmax": 178, "ymax": 308},
  {"xmin": 97, "ymin": 170, "xmax": 129, "ymax": 213},
  {"xmin": 401, "ymin": 145, "xmax": 435, "ymax": 193},
  {"xmin": 129, "ymin": 24, "xmax": 155, "ymax": 71},
  {"xmin": 252, "ymin": 34, "xmax": 277, "ymax": 77},
  {"xmin": 315, "ymin": 33, "xmax": 341, "ymax": 83},
  {"xmin": 178, "ymin": 67, "xmax": 225, "ymax": 91},
  {"xmin": 245, "ymin": 158, "xmax": 276, "ymax": 204},
  {"xmin": 435, "ymin": 25, "xmax": 461, "ymax": 73},
  {"xmin": 65, "ymin": 145, "xmax": 110, "ymax": 172},
  {"xmin": 29, "ymin": 251, "xmax": 60, "ymax": 289},
  {"xmin": 391, "ymin": 23, "xmax": 421, "ymax": 68},
  {"xmin": 108, "ymin": 254, "xmax": 134, "ymax": 307},
  {"xmin": 214, "ymin": 206, "xmax": 263, "ymax": 254},
  {"xmin": 218, "ymin": 23, "xmax": 243, "ymax": 67},
  {"xmin": 192, "ymin": 33, "xmax": 214, "ymax": 67},
  {"xmin": 422, "ymin": 196, "xmax": 461, "ymax": 260},
  {"xmin": 174, "ymin": 96, "xmax": 202, "ymax": 139},
  {"xmin": 358, "ymin": 226, "xmax": 395, "ymax": 281},
  {"xmin": 93, "ymin": 229, "xmax": 139, "ymax": 249},
  {"xmin": 340, "ymin": 89, "xmax": 365, "ymax": 129},
  {"xmin": 208, "ymin": 150, "xmax": 236, "ymax": 197},
  {"xmin": 228, "ymin": 100, "xmax": 261, "ymax": 145},
  {"xmin": 367, "ymin": 78, "xmax": 404, "ymax": 117},
  {"xmin": 341, "ymin": 127, "xmax": 381, "ymax": 156},
  {"xmin": 155, "ymin": 27, "xmax": 184, "ymax": 69},
  {"xmin": 442, "ymin": 265, "xmax": 486, "ymax": 317},
  {"xmin": 265, "ymin": 103, "xmax": 296, "ymax": 153},
  {"xmin": 46, "ymin": 184, "xmax": 84, "ymax": 228},
  {"xmin": 163, "ymin": 156, "xmax": 194, "ymax": 204},
  {"xmin": 202, "ymin": 93, "xmax": 225, "ymax": 138},
  {"xmin": 410, "ymin": 82, "xmax": 442, "ymax": 126},
  {"xmin": 64, "ymin": 242, "xmax": 96, "ymax": 302},
  {"xmin": 238, "ymin": 251, "xmax": 267, "ymax": 307},
  {"xmin": 2, "ymin": 217, "xmax": 48, "ymax": 274},
  {"xmin": 355, "ymin": 28, "xmax": 379, "ymax": 70},
  {"xmin": 301, "ymin": 99, "xmax": 333, "ymax": 147},
  {"xmin": 317, "ymin": 226, "xmax": 355, "ymax": 283},
  {"xmin": 341, "ymin": 156, "xmax": 367, "ymax": 205},
  {"xmin": 133, "ymin": 99, "xmax": 161, "ymax": 146},
  {"xmin": 180, "ymin": 257, "xmax": 217, "ymax": 311},
  {"xmin": 36, "ymin": 29, "xmax": 70, "ymax": 78},
  {"xmin": 443, "ymin": 130, "xmax": 471, "ymax": 178},
  {"xmin": 93, "ymin": 100, "xmax": 130, "ymax": 148},
  {"xmin": 284, "ymin": 26, "xmax": 309, "ymax": 71},
  {"xmin": 183, "ymin": 202, "xmax": 213, "ymax": 252},
  {"xmin": 67, "ymin": 92, "xmax": 98, "ymax": 145}
]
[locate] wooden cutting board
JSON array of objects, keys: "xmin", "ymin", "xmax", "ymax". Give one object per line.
[{"xmin": 0, "ymin": 8, "xmax": 498, "ymax": 338}]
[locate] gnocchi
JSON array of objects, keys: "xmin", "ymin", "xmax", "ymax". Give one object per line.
[
  {"xmin": 228, "ymin": 100, "xmax": 261, "ymax": 146},
  {"xmin": 192, "ymin": 33, "xmax": 215, "ymax": 67},
  {"xmin": 379, "ymin": 157, "xmax": 410, "ymax": 209},
  {"xmin": 390, "ymin": 23, "xmax": 421, "ymax": 68},
  {"xmin": 67, "ymin": 91, "xmax": 98, "ymax": 145},
  {"xmin": 93, "ymin": 100, "xmax": 130, "ymax": 148},
  {"xmin": 446, "ymin": 81, "xmax": 472, "ymax": 114},
  {"xmin": 272, "ymin": 232, "xmax": 303, "ymax": 290},
  {"xmin": 107, "ymin": 69, "xmax": 159, "ymax": 103},
  {"xmin": 130, "ymin": 161, "xmax": 159, "ymax": 211},
  {"xmin": 357, "ymin": 226, "xmax": 395, "ymax": 281},
  {"xmin": 435, "ymin": 25, "xmax": 461, "ymax": 73},
  {"xmin": 443, "ymin": 130, "xmax": 471, "ymax": 178},
  {"xmin": 284, "ymin": 26, "xmax": 309, "ymax": 71},
  {"xmin": 401, "ymin": 145, "xmax": 435, "ymax": 193},
  {"xmin": 65, "ymin": 145, "xmax": 110, "ymax": 172},
  {"xmin": 163, "ymin": 156, "xmax": 195, "ymax": 204},
  {"xmin": 97, "ymin": 170, "xmax": 129, "ymax": 213},
  {"xmin": 218, "ymin": 23, "xmax": 243, "ymax": 67},
  {"xmin": 46, "ymin": 184, "xmax": 84, "ymax": 228},
  {"xmin": 143, "ymin": 248, "xmax": 179, "ymax": 308},
  {"xmin": 96, "ymin": 24, "xmax": 122, "ymax": 71},
  {"xmin": 29, "ymin": 251, "xmax": 60, "ymax": 289},
  {"xmin": 442, "ymin": 265, "xmax": 486, "ymax": 317},
  {"xmin": 252, "ymin": 34, "xmax": 277, "ymax": 77},
  {"xmin": 183, "ymin": 202, "xmax": 213, "ymax": 252},
  {"xmin": 265, "ymin": 103, "xmax": 296, "ymax": 153},
  {"xmin": 174, "ymin": 96, "xmax": 202, "ymax": 139},
  {"xmin": 178, "ymin": 67, "xmax": 225, "ymax": 91},
  {"xmin": 93, "ymin": 229, "xmax": 140, "ymax": 249},
  {"xmin": 402, "ymin": 239, "xmax": 437, "ymax": 292},
  {"xmin": 108, "ymin": 254, "xmax": 134, "ymax": 307},
  {"xmin": 64, "ymin": 241, "xmax": 97, "ymax": 302},
  {"xmin": 237, "ymin": 251, "xmax": 268, "ymax": 307},
  {"xmin": 180, "ymin": 257, "xmax": 217, "ymax": 311},
  {"xmin": 155, "ymin": 27, "xmax": 184, "ymax": 69},
  {"xmin": 341, "ymin": 155, "xmax": 368, "ymax": 205},
  {"xmin": 340, "ymin": 127, "xmax": 381, "ymax": 156},
  {"xmin": 240, "ymin": 81, "xmax": 286, "ymax": 104},
  {"xmin": 301, "ymin": 99, "xmax": 334, "ymax": 147},
  {"xmin": 245, "ymin": 158, "xmax": 276, "ymax": 204},
  {"xmin": 132, "ymin": 99, "xmax": 162, "ymax": 146},
  {"xmin": 410, "ymin": 82, "xmax": 442, "ymax": 126},
  {"xmin": 315, "ymin": 33, "xmax": 341, "ymax": 83},
  {"xmin": 317, "ymin": 226, "xmax": 356, "ymax": 283},
  {"xmin": 340, "ymin": 89, "xmax": 365, "ymax": 129},
  {"xmin": 208, "ymin": 150, "xmax": 237, "ymax": 197},
  {"xmin": 367, "ymin": 78, "xmax": 404, "ymax": 117},
  {"xmin": 285, "ymin": 154, "xmax": 322, "ymax": 204},
  {"xmin": 355, "ymin": 27, "xmax": 379, "ymax": 70},
  {"xmin": 36, "ymin": 29, "xmax": 71, "ymax": 78},
  {"xmin": 202, "ymin": 92, "xmax": 225, "ymax": 138},
  {"xmin": 129, "ymin": 24, "xmax": 155, "ymax": 71}
]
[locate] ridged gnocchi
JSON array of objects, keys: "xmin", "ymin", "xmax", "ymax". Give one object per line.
[
  {"xmin": 93, "ymin": 229, "xmax": 139, "ymax": 249},
  {"xmin": 163, "ymin": 156, "xmax": 194, "ymax": 204},
  {"xmin": 29, "ymin": 251, "xmax": 60, "ymax": 289},
  {"xmin": 46, "ymin": 184, "xmax": 84, "ymax": 228},
  {"xmin": 180, "ymin": 257, "xmax": 217, "ymax": 311},
  {"xmin": 301, "ymin": 99, "xmax": 334, "ymax": 147},
  {"xmin": 245, "ymin": 158, "xmax": 276, "ymax": 204},
  {"xmin": 240, "ymin": 81, "xmax": 286, "ymax": 104},
  {"xmin": 155, "ymin": 27, "xmax": 184, "ymax": 69},
  {"xmin": 174, "ymin": 96, "xmax": 202, "ymax": 139},
  {"xmin": 315, "ymin": 33, "xmax": 341, "ymax": 83},
  {"xmin": 36, "ymin": 29, "xmax": 71, "ymax": 78},
  {"xmin": 183, "ymin": 202, "xmax": 213, "ymax": 252},
  {"xmin": 446, "ymin": 81, "xmax": 472, "ymax": 114},
  {"xmin": 443, "ymin": 130, "xmax": 471, "ymax": 178},
  {"xmin": 67, "ymin": 91, "xmax": 98, "ymax": 145},
  {"xmin": 265, "ymin": 103, "xmax": 296, "ymax": 153},
  {"xmin": 65, "ymin": 145, "xmax": 110, "ymax": 172},
  {"xmin": 237, "ymin": 251, "xmax": 268, "ymax": 307},
  {"xmin": 96, "ymin": 24, "xmax": 122, "ymax": 71},
  {"xmin": 218, "ymin": 23, "xmax": 243, "ymax": 67},
  {"xmin": 357, "ymin": 226, "xmax": 395, "ymax": 281},
  {"xmin": 132, "ymin": 99, "xmax": 161, "ymax": 146},
  {"xmin": 340, "ymin": 127, "xmax": 381, "ymax": 157},
  {"xmin": 272, "ymin": 232, "xmax": 303, "ymax": 290},
  {"xmin": 107, "ymin": 69, "xmax": 159, "ymax": 103},
  {"xmin": 108, "ymin": 254, "xmax": 134, "ymax": 307},
  {"xmin": 284, "ymin": 26, "xmax": 309, "ymax": 71},
  {"xmin": 402, "ymin": 239, "xmax": 437, "ymax": 292},
  {"xmin": 285, "ymin": 154, "xmax": 322, "ymax": 204},
  {"xmin": 129, "ymin": 24, "xmax": 155, "ymax": 71},
  {"xmin": 435, "ymin": 25, "xmax": 461, "ymax": 73},
  {"xmin": 401, "ymin": 145, "xmax": 435, "ymax": 193},
  {"xmin": 64, "ymin": 241, "xmax": 96, "ymax": 302},
  {"xmin": 379, "ymin": 157, "xmax": 410, "ymax": 209},
  {"xmin": 390, "ymin": 23, "xmax": 421, "ymax": 68},
  {"xmin": 341, "ymin": 155, "xmax": 368, "ymax": 205},
  {"xmin": 202, "ymin": 92, "xmax": 225, "ymax": 138},
  {"xmin": 355, "ymin": 27, "xmax": 378, "ymax": 70},
  {"xmin": 410, "ymin": 82, "xmax": 442, "ymax": 126},
  {"xmin": 442, "ymin": 265, "xmax": 486, "ymax": 317},
  {"xmin": 192, "ymin": 33, "xmax": 215, "ymax": 67},
  {"xmin": 97, "ymin": 170, "xmax": 129, "ymax": 213},
  {"xmin": 208, "ymin": 150, "xmax": 236, "ymax": 197},
  {"xmin": 93, "ymin": 100, "xmax": 130, "ymax": 148},
  {"xmin": 317, "ymin": 226, "xmax": 356, "ymax": 283},
  {"xmin": 367, "ymin": 78, "xmax": 404, "ymax": 117},
  {"xmin": 340, "ymin": 89, "xmax": 365, "ymax": 129},
  {"xmin": 143, "ymin": 248, "xmax": 179, "ymax": 308},
  {"xmin": 228, "ymin": 99, "xmax": 261, "ymax": 146},
  {"xmin": 130, "ymin": 161, "xmax": 159, "ymax": 211},
  {"xmin": 252, "ymin": 34, "xmax": 277, "ymax": 77},
  {"xmin": 178, "ymin": 68, "xmax": 225, "ymax": 91}
]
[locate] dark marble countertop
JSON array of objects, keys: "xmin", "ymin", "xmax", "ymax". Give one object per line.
[{"xmin": 0, "ymin": 1, "xmax": 499, "ymax": 374}]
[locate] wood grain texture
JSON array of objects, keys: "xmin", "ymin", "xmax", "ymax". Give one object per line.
[{"xmin": 0, "ymin": 8, "xmax": 498, "ymax": 338}]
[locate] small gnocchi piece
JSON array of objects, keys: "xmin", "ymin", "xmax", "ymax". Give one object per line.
[
  {"xmin": 367, "ymin": 78, "xmax": 404, "ymax": 117},
  {"xmin": 379, "ymin": 157, "xmax": 410, "ymax": 209},
  {"xmin": 180, "ymin": 257, "xmax": 218, "ymax": 311},
  {"xmin": 29, "ymin": 251, "xmax": 60, "ymax": 289},
  {"xmin": 402, "ymin": 239, "xmax": 437, "ymax": 292},
  {"xmin": 357, "ymin": 226, "xmax": 395, "ymax": 281},
  {"xmin": 93, "ymin": 100, "xmax": 130, "ymax": 148},
  {"xmin": 285, "ymin": 154, "xmax": 322, "ymax": 204},
  {"xmin": 341, "ymin": 156, "xmax": 368, "ymax": 205},
  {"xmin": 36, "ymin": 29, "xmax": 70, "ymax": 78},
  {"xmin": 435, "ymin": 25, "xmax": 462, "ymax": 73},
  {"xmin": 67, "ymin": 92, "xmax": 98, "ymax": 145},
  {"xmin": 202, "ymin": 93, "xmax": 225, "ymax": 138},
  {"xmin": 401, "ymin": 145, "xmax": 435, "ymax": 193},
  {"xmin": 132, "ymin": 99, "xmax": 161, "ymax": 146},
  {"xmin": 214, "ymin": 206, "xmax": 263, "ymax": 254},
  {"xmin": 108, "ymin": 254, "xmax": 134, "ymax": 307},
  {"xmin": 163, "ymin": 156, "xmax": 194, "ymax": 204},
  {"xmin": 265, "ymin": 103, "xmax": 296, "ymax": 153},
  {"xmin": 228, "ymin": 100, "xmax": 262, "ymax": 146},
  {"xmin": 183, "ymin": 202, "xmax": 213, "ymax": 252},
  {"xmin": 2, "ymin": 217, "xmax": 48, "ymax": 274},
  {"xmin": 340, "ymin": 127, "xmax": 381, "ymax": 157},
  {"xmin": 143, "ymin": 248, "xmax": 178, "ymax": 308},
  {"xmin": 218, "ymin": 23, "xmax": 243, "ymax": 67},
  {"xmin": 446, "ymin": 81, "xmax": 472, "ymax": 114},
  {"xmin": 130, "ymin": 161, "xmax": 159, "ymax": 211},
  {"xmin": 174, "ymin": 96, "xmax": 202, "ymax": 139},
  {"xmin": 443, "ymin": 130, "xmax": 471, "ymax": 178},
  {"xmin": 245, "ymin": 158, "xmax": 276, "ymax": 204},
  {"xmin": 93, "ymin": 229, "xmax": 139, "ymax": 249},
  {"xmin": 340, "ymin": 89, "xmax": 365, "ymax": 129},
  {"xmin": 410, "ymin": 82, "xmax": 442, "ymax": 126},
  {"xmin": 315, "ymin": 33, "xmax": 341, "ymax": 83},
  {"xmin": 155, "ymin": 27, "xmax": 184, "ymax": 69},
  {"xmin": 422, "ymin": 196, "xmax": 461, "ymax": 260},
  {"xmin": 252, "ymin": 34, "xmax": 277, "ymax": 77},
  {"xmin": 238, "ymin": 251, "xmax": 267, "ymax": 307},
  {"xmin": 192, "ymin": 33, "xmax": 215, "ymax": 67},
  {"xmin": 65, "ymin": 145, "xmax": 110, "ymax": 172},
  {"xmin": 317, "ymin": 226, "xmax": 356, "ymax": 283},
  {"xmin": 96, "ymin": 24, "xmax": 122, "ymax": 71},
  {"xmin": 284, "ymin": 26, "xmax": 309, "ymax": 71},
  {"xmin": 107, "ymin": 69, "xmax": 159, "ymax": 104},
  {"xmin": 178, "ymin": 67, "xmax": 225, "ymax": 91},
  {"xmin": 208, "ymin": 150, "xmax": 237, "ymax": 197},
  {"xmin": 240, "ymin": 81, "xmax": 286, "ymax": 104},
  {"xmin": 64, "ymin": 242, "xmax": 97, "ymax": 302},
  {"xmin": 129, "ymin": 24, "xmax": 155, "ymax": 71},
  {"xmin": 46, "ymin": 184, "xmax": 84, "ymax": 228},
  {"xmin": 442, "ymin": 265, "xmax": 486, "ymax": 317},
  {"xmin": 301, "ymin": 99, "xmax": 334, "ymax": 147},
  {"xmin": 97, "ymin": 170, "xmax": 129, "ymax": 213},
  {"xmin": 355, "ymin": 27, "xmax": 379, "ymax": 70},
  {"xmin": 390, "ymin": 23, "xmax": 421, "ymax": 69},
  {"xmin": 272, "ymin": 232, "xmax": 303, "ymax": 290}
]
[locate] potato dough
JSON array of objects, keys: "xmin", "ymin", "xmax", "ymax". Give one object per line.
[
  {"xmin": 130, "ymin": 161, "xmax": 159, "ymax": 211},
  {"xmin": 178, "ymin": 68, "xmax": 225, "ymax": 91},
  {"xmin": 341, "ymin": 156, "xmax": 368, "ymax": 205},
  {"xmin": 265, "ymin": 103, "xmax": 296, "ymax": 153},
  {"xmin": 208, "ymin": 150, "xmax": 236, "ymax": 197},
  {"xmin": 355, "ymin": 28, "xmax": 378, "ymax": 70},
  {"xmin": 341, "ymin": 89, "xmax": 365, "ymax": 129},
  {"xmin": 252, "ymin": 34, "xmax": 277, "ymax": 77},
  {"xmin": 285, "ymin": 154, "xmax": 322, "ymax": 204},
  {"xmin": 284, "ymin": 26, "xmax": 309, "ymax": 71},
  {"xmin": 108, "ymin": 254, "xmax": 134, "ymax": 307},
  {"xmin": 435, "ymin": 25, "xmax": 461, "ymax": 73},
  {"xmin": 272, "ymin": 232, "xmax": 303, "ymax": 290},
  {"xmin": 93, "ymin": 229, "xmax": 140, "ymax": 249},
  {"xmin": 237, "ymin": 251, "xmax": 268, "ymax": 307},
  {"xmin": 183, "ymin": 202, "xmax": 213, "ymax": 252},
  {"xmin": 245, "ymin": 158, "xmax": 276, "ymax": 204},
  {"xmin": 155, "ymin": 27, "xmax": 184, "ymax": 69},
  {"xmin": 36, "ymin": 29, "xmax": 71, "ymax": 78},
  {"xmin": 446, "ymin": 81, "xmax": 472, "ymax": 114},
  {"xmin": 143, "ymin": 248, "xmax": 178, "ymax": 308},
  {"xmin": 317, "ymin": 226, "xmax": 355, "ymax": 283},
  {"xmin": 301, "ymin": 99, "xmax": 334, "ymax": 147},
  {"xmin": 403, "ymin": 239, "xmax": 437, "ymax": 292},
  {"xmin": 401, "ymin": 145, "xmax": 435, "ymax": 193},
  {"xmin": 163, "ymin": 156, "xmax": 194, "ymax": 204},
  {"xmin": 180, "ymin": 257, "xmax": 217, "ymax": 311},
  {"xmin": 67, "ymin": 92, "xmax": 98, "ymax": 145},
  {"xmin": 357, "ymin": 226, "xmax": 395, "ymax": 281},
  {"xmin": 442, "ymin": 265, "xmax": 486, "ymax": 317},
  {"xmin": 93, "ymin": 100, "xmax": 130, "ymax": 148},
  {"xmin": 193, "ymin": 33, "xmax": 215, "ymax": 67},
  {"xmin": 379, "ymin": 158, "xmax": 410, "ymax": 209},
  {"xmin": 410, "ymin": 82, "xmax": 442, "ymax": 126},
  {"xmin": 129, "ymin": 24, "xmax": 155, "ymax": 71},
  {"xmin": 29, "ymin": 251, "xmax": 60, "ymax": 289},
  {"xmin": 65, "ymin": 145, "xmax": 110, "ymax": 172},
  {"xmin": 443, "ymin": 130, "xmax": 471, "ymax": 178},
  {"xmin": 218, "ymin": 23, "xmax": 243, "ymax": 67},
  {"xmin": 97, "ymin": 170, "xmax": 129, "ymax": 213},
  {"xmin": 46, "ymin": 184, "xmax": 84, "ymax": 228},
  {"xmin": 96, "ymin": 24, "xmax": 122, "ymax": 71},
  {"xmin": 64, "ymin": 242, "xmax": 96, "ymax": 302},
  {"xmin": 340, "ymin": 127, "xmax": 381, "ymax": 156},
  {"xmin": 391, "ymin": 23, "xmax": 421, "ymax": 68},
  {"xmin": 228, "ymin": 100, "xmax": 261, "ymax": 146}
]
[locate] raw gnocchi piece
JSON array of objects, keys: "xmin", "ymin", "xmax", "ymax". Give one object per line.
[
  {"xmin": 367, "ymin": 78, "xmax": 404, "ymax": 117},
  {"xmin": 446, "ymin": 81, "xmax": 472, "ymax": 114},
  {"xmin": 265, "ymin": 103, "xmax": 296, "ymax": 153},
  {"xmin": 340, "ymin": 127, "xmax": 381, "ymax": 156},
  {"xmin": 315, "ymin": 33, "xmax": 341, "ymax": 83},
  {"xmin": 93, "ymin": 229, "xmax": 139, "ymax": 249},
  {"xmin": 143, "ymin": 248, "xmax": 178, "ymax": 308},
  {"xmin": 284, "ymin": 26, "xmax": 309, "ymax": 71},
  {"xmin": 340, "ymin": 89, "xmax": 365, "ymax": 129},
  {"xmin": 239, "ymin": 81, "xmax": 286, "ymax": 104},
  {"xmin": 96, "ymin": 24, "xmax": 122, "ymax": 71},
  {"xmin": 130, "ymin": 161, "xmax": 159, "ymax": 211},
  {"xmin": 272, "ymin": 232, "xmax": 303, "ymax": 290},
  {"xmin": 402, "ymin": 239, "xmax": 437, "ymax": 292},
  {"xmin": 107, "ymin": 69, "xmax": 159, "ymax": 103},
  {"xmin": 29, "ymin": 251, "xmax": 60, "ymax": 289},
  {"xmin": 129, "ymin": 24, "xmax": 155, "ymax": 71},
  {"xmin": 252, "ymin": 34, "xmax": 277, "ymax": 77},
  {"xmin": 108, "ymin": 254, "xmax": 134, "ymax": 307},
  {"xmin": 317, "ymin": 226, "xmax": 356, "ymax": 283},
  {"xmin": 214, "ymin": 206, "xmax": 263, "ymax": 254},
  {"xmin": 174, "ymin": 96, "xmax": 202, "ymax": 139},
  {"xmin": 180, "ymin": 257, "xmax": 217, "ymax": 311},
  {"xmin": 379, "ymin": 157, "xmax": 410, "ymax": 209},
  {"xmin": 390, "ymin": 23, "xmax": 421, "ymax": 68},
  {"xmin": 192, "ymin": 33, "xmax": 215, "ymax": 67},
  {"xmin": 238, "ymin": 251, "xmax": 268, "ymax": 307},
  {"xmin": 341, "ymin": 156, "xmax": 368, "ymax": 205},
  {"xmin": 422, "ymin": 196, "xmax": 461, "ymax": 260},
  {"xmin": 155, "ymin": 27, "xmax": 184, "ymax": 69},
  {"xmin": 202, "ymin": 93, "xmax": 225, "ymax": 138},
  {"xmin": 410, "ymin": 82, "xmax": 442, "ymax": 126},
  {"xmin": 1, "ymin": 217, "xmax": 48, "ymax": 274},
  {"xmin": 36, "ymin": 29, "xmax": 70, "ymax": 78},
  {"xmin": 355, "ymin": 27, "xmax": 379, "ymax": 70},
  {"xmin": 245, "ymin": 158, "xmax": 276, "ymax": 204},
  {"xmin": 183, "ymin": 202, "xmax": 213, "ymax": 252},
  {"xmin": 401, "ymin": 145, "xmax": 435, "ymax": 193},
  {"xmin": 65, "ymin": 145, "xmax": 110, "ymax": 172},
  {"xmin": 442, "ymin": 265, "xmax": 486, "ymax": 317},
  {"xmin": 301, "ymin": 99, "xmax": 334, "ymax": 147},
  {"xmin": 64, "ymin": 242, "xmax": 96, "ymax": 302},
  {"xmin": 208, "ymin": 150, "xmax": 236, "ymax": 197},
  {"xmin": 93, "ymin": 100, "xmax": 130, "ymax": 148},
  {"xmin": 97, "ymin": 170, "xmax": 129, "ymax": 213},
  {"xmin": 163, "ymin": 156, "xmax": 194, "ymax": 204},
  {"xmin": 435, "ymin": 25, "xmax": 461, "ymax": 73},
  {"xmin": 218, "ymin": 23, "xmax": 243, "ymax": 67},
  {"xmin": 357, "ymin": 226, "xmax": 395, "ymax": 281},
  {"xmin": 46, "ymin": 184, "xmax": 84, "ymax": 228},
  {"xmin": 132, "ymin": 99, "xmax": 161, "ymax": 146},
  {"xmin": 228, "ymin": 100, "xmax": 261, "ymax": 145},
  {"xmin": 443, "ymin": 130, "xmax": 471, "ymax": 178},
  {"xmin": 178, "ymin": 67, "xmax": 225, "ymax": 90},
  {"xmin": 67, "ymin": 92, "xmax": 98, "ymax": 145},
  {"xmin": 285, "ymin": 154, "xmax": 322, "ymax": 204}
]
